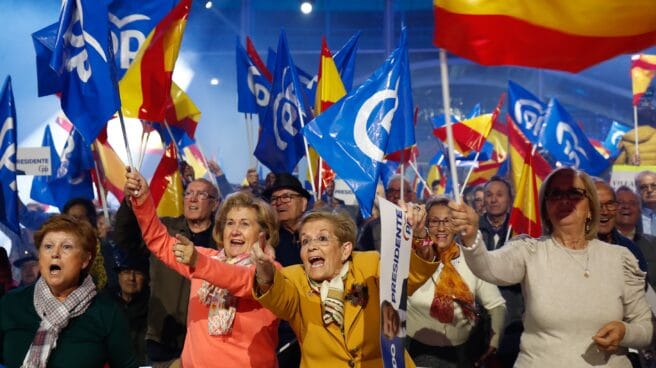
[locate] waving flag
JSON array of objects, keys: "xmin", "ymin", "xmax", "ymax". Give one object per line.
[
  {"xmin": 433, "ymin": 114, "xmax": 493, "ymax": 157},
  {"xmin": 119, "ymin": 0, "xmax": 191, "ymax": 122},
  {"xmin": 507, "ymin": 81, "xmax": 547, "ymax": 145},
  {"xmin": 93, "ymin": 127, "xmax": 126, "ymax": 202},
  {"xmin": 302, "ymin": 31, "xmax": 413, "ymax": 217},
  {"xmin": 151, "ymin": 143, "xmax": 183, "ymax": 217},
  {"xmin": 508, "ymin": 120, "xmax": 551, "ymax": 237},
  {"xmin": 236, "ymin": 37, "xmax": 272, "ymax": 116},
  {"xmin": 48, "ymin": 128, "xmax": 96, "ymax": 211},
  {"xmin": 254, "ymin": 30, "xmax": 311, "ymax": 173},
  {"xmin": 332, "ymin": 32, "xmax": 361, "ymax": 92},
  {"xmin": 433, "ymin": 0, "xmax": 656, "ymax": 72},
  {"xmin": 32, "ymin": 23, "xmax": 62, "ymax": 97},
  {"xmin": 0, "ymin": 77, "xmax": 19, "ymax": 234},
  {"xmin": 602, "ymin": 121, "xmax": 631, "ymax": 158},
  {"xmin": 159, "ymin": 81, "xmax": 201, "ymax": 148},
  {"xmin": 540, "ymin": 98, "xmax": 610, "ymax": 176},
  {"xmin": 30, "ymin": 126, "xmax": 61, "ymax": 206},
  {"xmin": 631, "ymin": 54, "xmax": 656, "ymax": 106},
  {"xmin": 50, "ymin": 0, "xmax": 119, "ymax": 144}
]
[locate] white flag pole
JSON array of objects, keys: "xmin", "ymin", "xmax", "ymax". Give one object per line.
[{"xmin": 439, "ymin": 49, "xmax": 461, "ymax": 202}]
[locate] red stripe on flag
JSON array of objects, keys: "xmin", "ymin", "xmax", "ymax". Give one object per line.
[
  {"xmin": 151, "ymin": 143, "xmax": 179, "ymax": 206},
  {"xmin": 246, "ymin": 36, "xmax": 273, "ymax": 82},
  {"xmin": 433, "ymin": 6, "xmax": 656, "ymax": 72}
]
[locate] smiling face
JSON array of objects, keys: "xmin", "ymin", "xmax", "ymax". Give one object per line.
[
  {"xmin": 270, "ymin": 189, "xmax": 308, "ymax": 228},
  {"xmin": 595, "ymin": 182, "xmax": 617, "ymax": 236},
  {"xmin": 299, "ymin": 219, "xmax": 352, "ymax": 282},
  {"xmin": 222, "ymin": 206, "xmax": 261, "ymax": 258},
  {"xmin": 184, "ymin": 180, "xmax": 219, "ymax": 222},
  {"xmin": 616, "ymin": 189, "xmax": 641, "ymax": 232},
  {"xmin": 38, "ymin": 231, "xmax": 91, "ymax": 301},
  {"xmin": 545, "ymin": 171, "xmax": 591, "ymax": 234},
  {"xmin": 427, "ymin": 204, "xmax": 455, "ymax": 251}
]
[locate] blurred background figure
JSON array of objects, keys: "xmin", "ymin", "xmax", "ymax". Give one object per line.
[
  {"xmin": 636, "ymin": 170, "xmax": 656, "ymax": 236},
  {"xmin": 12, "ymin": 251, "xmax": 39, "ymax": 288}
]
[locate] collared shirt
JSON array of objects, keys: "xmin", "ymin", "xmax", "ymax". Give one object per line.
[{"xmin": 642, "ymin": 207, "xmax": 656, "ymax": 236}]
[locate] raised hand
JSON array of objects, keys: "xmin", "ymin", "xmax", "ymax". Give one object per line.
[
  {"xmin": 173, "ymin": 233, "xmax": 197, "ymax": 267},
  {"xmin": 448, "ymin": 201, "xmax": 479, "ymax": 247},
  {"xmin": 124, "ymin": 167, "xmax": 149, "ymax": 205},
  {"xmin": 250, "ymin": 232, "xmax": 276, "ymax": 293}
]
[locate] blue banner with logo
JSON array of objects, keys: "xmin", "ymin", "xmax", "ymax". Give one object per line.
[
  {"xmin": 540, "ymin": 98, "xmax": 610, "ymax": 175},
  {"xmin": 508, "ymin": 80, "xmax": 547, "ymax": 145},
  {"xmin": 30, "ymin": 125, "xmax": 61, "ymax": 207},
  {"xmin": 602, "ymin": 121, "xmax": 631, "ymax": 158},
  {"xmin": 0, "ymin": 77, "xmax": 19, "ymax": 235},
  {"xmin": 236, "ymin": 38, "xmax": 272, "ymax": 116},
  {"xmin": 48, "ymin": 129, "xmax": 95, "ymax": 210}
]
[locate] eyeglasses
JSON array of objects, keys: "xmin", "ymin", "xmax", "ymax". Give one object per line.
[
  {"xmin": 298, "ymin": 234, "xmax": 337, "ymax": 248},
  {"xmin": 427, "ymin": 218, "xmax": 450, "ymax": 228},
  {"xmin": 546, "ymin": 188, "xmax": 588, "ymax": 202},
  {"xmin": 599, "ymin": 201, "xmax": 618, "ymax": 211},
  {"xmin": 270, "ymin": 193, "xmax": 301, "ymax": 204},
  {"xmin": 617, "ymin": 200, "xmax": 638, "ymax": 207},
  {"xmin": 639, "ymin": 183, "xmax": 656, "ymax": 192},
  {"xmin": 184, "ymin": 191, "xmax": 216, "ymax": 201}
]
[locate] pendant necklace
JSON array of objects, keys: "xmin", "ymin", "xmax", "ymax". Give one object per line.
[{"xmin": 554, "ymin": 239, "xmax": 591, "ymax": 278}]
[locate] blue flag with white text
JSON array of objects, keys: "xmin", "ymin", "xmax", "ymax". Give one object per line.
[
  {"xmin": 254, "ymin": 31, "xmax": 311, "ymax": 173},
  {"xmin": 50, "ymin": 0, "xmax": 119, "ymax": 144},
  {"xmin": 508, "ymin": 80, "xmax": 547, "ymax": 145},
  {"xmin": 30, "ymin": 125, "xmax": 61, "ymax": 207},
  {"xmin": 602, "ymin": 121, "xmax": 631, "ymax": 158},
  {"xmin": 302, "ymin": 31, "xmax": 413, "ymax": 217},
  {"xmin": 0, "ymin": 77, "xmax": 19, "ymax": 235},
  {"xmin": 48, "ymin": 129, "xmax": 95, "ymax": 210},
  {"xmin": 236, "ymin": 38, "xmax": 272, "ymax": 116},
  {"xmin": 540, "ymin": 98, "xmax": 610, "ymax": 175}
]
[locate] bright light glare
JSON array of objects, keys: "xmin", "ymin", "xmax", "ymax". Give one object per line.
[
  {"xmin": 300, "ymin": 2, "xmax": 312, "ymax": 14},
  {"xmin": 210, "ymin": 78, "xmax": 220, "ymax": 86},
  {"xmin": 205, "ymin": 1, "xmax": 213, "ymax": 9}
]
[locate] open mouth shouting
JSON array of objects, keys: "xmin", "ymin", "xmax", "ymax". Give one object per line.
[{"xmin": 307, "ymin": 255, "xmax": 325, "ymax": 268}]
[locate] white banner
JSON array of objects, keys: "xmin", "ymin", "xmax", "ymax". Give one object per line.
[
  {"xmin": 610, "ymin": 165, "xmax": 656, "ymax": 191},
  {"xmin": 379, "ymin": 197, "xmax": 412, "ymax": 368},
  {"xmin": 16, "ymin": 147, "xmax": 51, "ymax": 176}
]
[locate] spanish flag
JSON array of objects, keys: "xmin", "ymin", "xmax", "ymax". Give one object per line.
[
  {"xmin": 119, "ymin": 0, "xmax": 191, "ymax": 122},
  {"xmin": 308, "ymin": 37, "xmax": 347, "ymax": 195},
  {"xmin": 434, "ymin": 0, "xmax": 656, "ymax": 72},
  {"xmin": 165, "ymin": 82, "xmax": 201, "ymax": 141},
  {"xmin": 433, "ymin": 113, "xmax": 493, "ymax": 157},
  {"xmin": 151, "ymin": 143, "xmax": 184, "ymax": 218},
  {"xmin": 631, "ymin": 54, "xmax": 656, "ymax": 106},
  {"xmin": 508, "ymin": 120, "xmax": 551, "ymax": 237},
  {"xmin": 93, "ymin": 127, "xmax": 127, "ymax": 202}
]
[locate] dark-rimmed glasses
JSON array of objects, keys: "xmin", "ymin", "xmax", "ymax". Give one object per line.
[
  {"xmin": 545, "ymin": 188, "xmax": 587, "ymax": 202},
  {"xmin": 184, "ymin": 191, "xmax": 216, "ymax": 201},
  {"xmin": 270, "ymin": 193, "xmax": 302, "ymax": 204}
]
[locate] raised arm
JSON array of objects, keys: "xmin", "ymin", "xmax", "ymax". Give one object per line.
[{"xmin": 125, "ymin": 167, "xmax": 192, "ymax": 278}]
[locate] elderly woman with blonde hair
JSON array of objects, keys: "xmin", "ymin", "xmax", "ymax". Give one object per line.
[{"xmin": 454, "ymin": 167, "xmax": 653, "ymax": 367}]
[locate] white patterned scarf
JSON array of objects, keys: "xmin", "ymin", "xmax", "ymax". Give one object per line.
[
  {"xmin": 197, "ymin": 250, "xmax": 251, "ymax": 335},
  {"xmin": 308, "ymin": 262, "xmax": 350, "ymax": 328},
  {"xmin": 23, "ymin": 275, "xmax": 97, "ymax": 368}
]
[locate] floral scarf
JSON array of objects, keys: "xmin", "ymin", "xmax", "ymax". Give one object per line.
[
  {"xmin": 197, "ymin": 250, "xmax": 251, "ymax": 335},
  {"xmin": 430, "ymin": 242, "xmax": 476, "ymax": 323}
]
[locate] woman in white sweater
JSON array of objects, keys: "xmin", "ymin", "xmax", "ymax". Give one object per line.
[
  {"xmin": 407, "ymin": 195, "xmax": 506, "ymax": 367},
  {"xmin": 452, "ymin": 167, "xmax": 653, "ymax": 367}
]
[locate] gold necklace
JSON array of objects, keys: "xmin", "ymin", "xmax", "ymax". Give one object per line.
[{"xmin": 553, "ymin": 238, "xmax": 591, "ymax": 278}]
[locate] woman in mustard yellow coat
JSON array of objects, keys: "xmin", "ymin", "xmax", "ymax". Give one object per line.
[{"xmin": 251, "ymin": 209, "xmax": 438, "ymax": 368}]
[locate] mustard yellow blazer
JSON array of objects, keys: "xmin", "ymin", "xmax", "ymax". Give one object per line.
[{"xmin": 256, "ymin": 251, "xmax": 437, "ymax": 368}]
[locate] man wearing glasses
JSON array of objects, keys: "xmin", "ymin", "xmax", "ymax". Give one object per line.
[
  {"xmin": 115, "ymin": 177, "xmax": 220, "ymax": 366},
  {"xmin": 262, "ymin": 172, "xmax": 311, "ymax": 368},
  {"xmin": 636, "ymin": 170, "xmax": 656, "ymax": 236}
]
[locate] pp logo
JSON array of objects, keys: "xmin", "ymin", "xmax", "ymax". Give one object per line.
[
  {"xmin": 109, "ymin": 13, "xmax": 150, "ymax": 70},
  {"xmin": 273, "ymin": 67, "xmax": 304, "ymax": 150},
  {"xmin": 353, "ymin": 80, "xmax": 400, "ymax": 162},
  {"xmin": 248, "ymin": 66, "xmax": 270, "ymax": 108},
  {"xmin": 0, "ymin": 116, "xmax": 16, "ymax": 191},
  {"xmin": 556, "ymin": 121, "xmax": 588, "ymax": 167},
  {"xmin": 513, "ymin": 99, "xmax": 545, "ymax": 139},
  {"xmin": 57, "ymin": 134, "xmax": 86, "ymax": 185},
  {"xmin": 63, "ymin": 10, "xmax": 109, "ymax": 83}
]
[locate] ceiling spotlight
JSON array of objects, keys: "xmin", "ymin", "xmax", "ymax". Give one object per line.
[
  {"xmin": 210, "ymin": 78, "xmax": 220, "ymax": 86},
  {"xmin": 300, "ymin": 1, "xmax": 313, "ymax": 15},
  {"xmin": 205, "ymin": 1, "xmax": 213, "ymax": 9}
]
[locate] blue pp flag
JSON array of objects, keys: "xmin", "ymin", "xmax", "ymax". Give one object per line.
[
  {"xmin": 508, "ymin": 80, "xmax": 547, "ymax": 145},
  {"xmin": 236, "ymin": 38, "xmax": 272, "ymax": 116},
  {"xmin": 30, "ymin": 125, "xmax": 62, "ymax": 207},
  {"xmin": 0, "ymin": 77, "xmax": 19, "ymax": 235},
  {"xmin": 602, "ymin": 121, "xmax": 631, "ymax": 158},
  {"xmin": 333, "ymin": 31, "xmax": 361, "ymax": 92},
  {"xmin": 48, "ymin": 129, "xmax": 96, "ymax": 210},
  {"xmin": 50, "ymin": 0, "xmax": 119, "ymax": 144},
  {"xmin": 254, "ymin": 30, "xmax": 311, "ymax": 173},
  {"xmin": 302, "ymin": 30, "xmax": 414, "ymax": 217},
  {"xmin": 540, "ymin": 98, "xmax": 610, "ymax": 176},
  {"xmin": 265, "ymin": 45, "xmax": 316, "ymax": 111}
]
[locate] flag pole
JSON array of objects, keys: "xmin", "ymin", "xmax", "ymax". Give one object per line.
[
  {"xmin": 244, "ymin": 113, "xmax": 254, "ymax": 167},
  {"xmin": 317, "ymin": 157, "xmax": 324, "ymax": 199},
  {"xmin": 408, "ymin": 160, "xmax": 429, "ymax": 197},
  {"xmin": 459, "ymin": 151, "xmax": 481, "ymax": 197},
  {"xmin": 439, "ymin": 49, "xmax": 461, "ymax": 202},
  {"xmin": 633, "ymin": 105, "xmax": 640, "ymax": 164}
]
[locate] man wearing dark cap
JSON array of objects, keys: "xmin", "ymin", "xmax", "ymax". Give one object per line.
[
  {"xmin": 13, "ymin": 253, "xmax": 39, "ymax": 287},
  {"xmin": 262, "ymin": 172, "xmax": 311, "ymax": 368}
]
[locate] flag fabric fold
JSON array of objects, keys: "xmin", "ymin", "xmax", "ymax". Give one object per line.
[
  {"xmin": 0, "ymin": 77, "xmax": 19, "ymax": 235},
  {"xmin": 151, "ymin": 143, "xmax": 183, "ymax": 217},
  {"xmin": 50, "ymin": 0, "xmax": 119, "ymax": 144},
  {"xmin": 30, "ymin": 125, "xmax": 61, "ymax": 207},
  {"xmin": 93, "ymin": 127, "xmax": 127, "ymax": 202},
  {"xmin": 236, "ymin": 37, "xmax": 273, "ymax": 117},
  {"xmin": 433, "ymin": 0, "xmax": 656, "ymax": 72},
  {"xmin": 631, "ymin": 54, "xmax": 656, "ymax": 106},
  {"xmin": 507, "ymin": 81, "xmax": 547, "ymax": 145}
]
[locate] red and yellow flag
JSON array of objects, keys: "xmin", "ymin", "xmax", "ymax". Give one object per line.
[
  {"xmin": 508, "ymin": 120, "xmax": 551, "ymax": 237},
  {"xmin": 93, "ymin": 128, "xmax": 127, "ymax": 202},
  {"xmin": 165, "ymin": 82, "xmax": 201, "ymax": 140},
  {"xmin": 119, "ymin": 0, "xmax": 191, "ymax": 122},
  {"xmin": 433, "ymin": 113, "xmax": 493, "ymax": 157},
  {"xmin": 433, "ymin": 0, "xmax": 656, "ymax": 72},
  {"xmin": 151, "ymin": 143, "xmax": 184, "ymax": 217},
  {"xmin": 631, "ymin": 54, "xmax": 656, "ymax": 106},
  {"xmin": 308, "ymin": 37, "xmax": 347, "ymax": 195}
]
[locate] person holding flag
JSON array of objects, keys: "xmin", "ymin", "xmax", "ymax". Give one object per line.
[{"xmin": 455, "ymin": 167, "xmax": 653, "ymax": 366}]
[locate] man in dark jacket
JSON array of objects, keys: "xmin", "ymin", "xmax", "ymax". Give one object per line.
[{"xmin": 114, "ymin": 178, "xmax": 219, "ymax": 366}]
